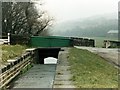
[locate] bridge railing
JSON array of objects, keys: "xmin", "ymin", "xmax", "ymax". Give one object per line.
[
  {"xmin": 0, "ymin": 48, "xmax": 36, "ymax": 89},
  {"xmin": 71, "ymin": 37, "xmax": 95, "ymax": 47}
]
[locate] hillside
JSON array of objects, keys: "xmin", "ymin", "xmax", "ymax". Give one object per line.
[{"xmin": 50, "ymin": 13, "xmax": 118, "ymax": 38}]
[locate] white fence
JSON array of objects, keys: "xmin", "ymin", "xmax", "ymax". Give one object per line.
[{"xmin": 0, "ymin": 33, "xmax": 10, "ymax": 45}]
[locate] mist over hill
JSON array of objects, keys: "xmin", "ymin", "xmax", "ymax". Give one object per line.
[{"xmin": 50, "ymin": 13, "xmax": 118, "ymax": 38}]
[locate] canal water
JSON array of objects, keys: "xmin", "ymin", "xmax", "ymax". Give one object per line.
[{"xmin": 12, "ymin": 57, "xmax": 57, "ymax": 88}]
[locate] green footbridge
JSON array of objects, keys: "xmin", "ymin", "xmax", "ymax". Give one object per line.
[{"xmin": 30, "ymin": 36, "xmax": 72, "ymax": 47}]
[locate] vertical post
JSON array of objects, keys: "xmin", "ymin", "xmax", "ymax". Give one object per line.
[
  {"xmin": 0, "ymin": 1, "xmax": 2, "ymax": 88},
  {"xmin": 8, "ymin": 33, "xmax": 10, "ymax": 45}
]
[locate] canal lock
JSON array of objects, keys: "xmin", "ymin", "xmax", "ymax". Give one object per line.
[{"xmin": 6, "ymin": 48, "xmax": 62, "ymax": 89}]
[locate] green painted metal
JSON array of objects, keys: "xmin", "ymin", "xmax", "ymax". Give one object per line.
[{"xmin": 30, "ymin": 36, "xmax": 72, "ymax": 47}]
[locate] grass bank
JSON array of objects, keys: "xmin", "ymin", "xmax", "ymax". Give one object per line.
[
  {"xmin": 1, "ymin": 45, "xmax": 27, "ymax": 64},
  {"xmin": 68, "ymin": 48, "xmax": 118, "ymax": 88}
]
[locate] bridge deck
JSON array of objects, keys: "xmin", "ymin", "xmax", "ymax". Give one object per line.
[{"xmin": 13, "ymin": 64, "xmax": 56, "ymax": 88}]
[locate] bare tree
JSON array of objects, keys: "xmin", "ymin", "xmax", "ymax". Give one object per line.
[{"xmin": 2, "ymin": 1, "xmax": 53, "ymax": 36}]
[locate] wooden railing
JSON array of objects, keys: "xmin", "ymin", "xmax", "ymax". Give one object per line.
[{"xmin": 0, "ymin": 48, "xmax": 36, "ymax": 89}]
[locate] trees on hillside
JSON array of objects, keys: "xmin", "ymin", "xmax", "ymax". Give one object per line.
[{"xmin": 2, "ymin": 1, "xmax": 53, "ymax": 36}]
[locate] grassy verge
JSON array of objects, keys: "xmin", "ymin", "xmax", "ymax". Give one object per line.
[
  {"xmin": 68, "ymin": 48, "xmax": 118, "ymax": 88},
  {"xmin": 1, "ymin": 45, "xmax": 27, "ymax": 64}
]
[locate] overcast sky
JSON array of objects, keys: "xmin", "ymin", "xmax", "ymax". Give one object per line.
[{"xmin": 42, "ymin": 0, "xmax": 119, "ymax": 22}]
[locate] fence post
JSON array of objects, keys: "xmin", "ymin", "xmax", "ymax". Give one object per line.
[{"xmin": 8, "ymin": 33, "xmax": 10, "ymax": 45}]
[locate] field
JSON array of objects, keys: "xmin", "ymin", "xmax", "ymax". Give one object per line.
[
  {"xmin": 68, "ymin": 48, "xmax": 118, "ymax": 88},
  {"xmin": 0, "ymin": 45, "xmax": 27, "ymax": 65}
]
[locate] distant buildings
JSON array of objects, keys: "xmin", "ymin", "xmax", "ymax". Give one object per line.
[{"xmin": 107, "ymin": 30, "xmax": 118, "ymax": 38}]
